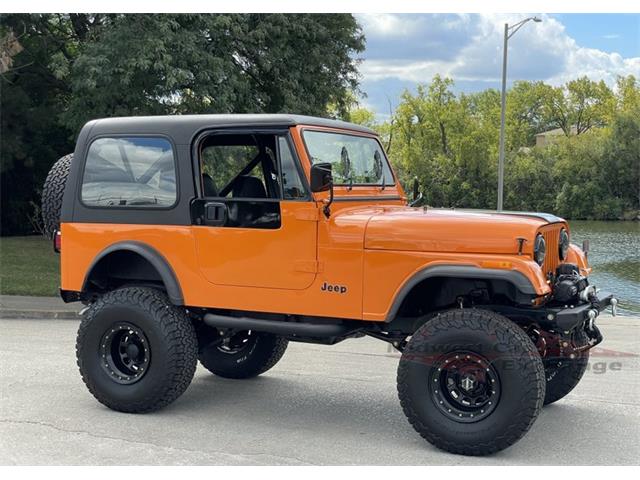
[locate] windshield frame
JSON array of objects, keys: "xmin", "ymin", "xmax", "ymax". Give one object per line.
[{"xmin": 301, "ymin": 128, "xmax": 396, "ymax": 187}]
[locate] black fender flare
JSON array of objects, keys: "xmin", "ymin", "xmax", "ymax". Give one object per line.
[
  {"xmin": 385, "ymin": 265, "xmax": 537, "ymax": 322},
  {"xmin": 82, "ymin": 241, "xmax": 184, "ymax": 305}
]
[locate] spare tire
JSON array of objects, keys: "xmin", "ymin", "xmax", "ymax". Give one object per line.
[{"xmin": 42, "ymin": 153, "xmax": 73, "ymax": 238}]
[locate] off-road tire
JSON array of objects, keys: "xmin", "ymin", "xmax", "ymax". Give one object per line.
[
  {"xmin": 76, "ymin": 287, "xmax": 198, "ymax": 413},
  {"xmin": 42, "ymin": 153, "xmax": 73, "ymax": 238},
  {"xmin": 543, "ymin": 333, "xmax": 590, "ymax": 405},
  {"xmin": 397, "ymin": 309, "xmax": 545, "ymax": 456},
  {"xmin": 199, "ymin": 331, "xmax": 288, "ymax": 379}
]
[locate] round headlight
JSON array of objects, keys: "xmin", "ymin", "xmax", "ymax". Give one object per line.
[
  {"xmin": 534, "ymin": 234, "xmax": 546, "ymax": 266},
  {"xmin": 559, "ymin": 228, "xmax": 570, "ymax": 260}
]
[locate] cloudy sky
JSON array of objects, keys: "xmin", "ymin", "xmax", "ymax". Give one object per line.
[{"xmin": 356, "ymin": 13, "xmax": 640, "ymax": 116}]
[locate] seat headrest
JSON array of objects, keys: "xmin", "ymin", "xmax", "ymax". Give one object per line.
[{"xmin": 232, "ymin": 175, "xmax": 267, "ymax": 199}]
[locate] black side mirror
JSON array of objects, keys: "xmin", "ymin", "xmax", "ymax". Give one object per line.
[
  {"xmin": 310, "ymin": 162, "xmax": 333, "ymax": 192},
  {"xmin": 310, "ymin": 162, "xmax": 334, "ymax": 218},
  {"xmin": 409, "ymin": 176, "xmax": 423, "ymax": 207}
]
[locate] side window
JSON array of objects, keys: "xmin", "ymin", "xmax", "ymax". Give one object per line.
[
  {"xmin": 82, "ymin": 137, "xmax": 176, "ymax": 208},
  {"xmin": 278, "ymin": 137, "xmax": 307, "ymax": 200},
  {"xmin": 200, "ymin": 134, "xmax": 276, "ymax": 199}
]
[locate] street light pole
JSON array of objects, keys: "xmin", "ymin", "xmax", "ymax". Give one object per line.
[
  {"xmin": 497, "ymin": 23, "xmax": 509, "ymax": 211},
  {"xmin": 497, "ymin": 16, "xmax": 541, "ymax": 211}
]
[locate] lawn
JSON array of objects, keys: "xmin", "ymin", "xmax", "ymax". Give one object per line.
[{"xmin": 0, "ymin": 236, "xmax": 59, "ymax": 296}]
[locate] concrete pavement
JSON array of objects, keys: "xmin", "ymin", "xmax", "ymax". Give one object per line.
[{"xmin": 0, "ymin": 313, "xmax": 638, "ymax": 465}]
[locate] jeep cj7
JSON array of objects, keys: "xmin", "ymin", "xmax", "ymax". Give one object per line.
[{"xmin": 41, "ymin": 114, "xmax": 617, "ymax": 456}]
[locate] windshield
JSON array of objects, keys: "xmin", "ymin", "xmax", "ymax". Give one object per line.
[{"xmin": 303, "ymin": 130, "xmax": 394, "ymax": 186}]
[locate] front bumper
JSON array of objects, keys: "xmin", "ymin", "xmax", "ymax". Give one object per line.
[
  {"xmin": 494, "ymin": 290, "xmax": 616, "ymax": 346},
  {"xmin": 550, "ymin": 290, "xmax": 617, "ymax": 332}
]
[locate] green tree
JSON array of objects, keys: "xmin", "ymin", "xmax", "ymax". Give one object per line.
[
  {"xmin": 0, "ymin": 13, "xmax": 364, "ymax": 235},
  {"xmin": 616, "ymin": 74, "xmax": 639, "ymax": 113},
  {"xmin": 543, "ymin": 76, "xmax": 615, "ymax": 135},
  {"xmin": 370, "ymin": 74, "xmax": 639, "ymax": 219},
  {"xmin": 505, "ymin": 80, "xmax": 552, "ymax": 148},
  {"xmin": 61, "ymin": 14, "xmax": 364, "ymax": 131},
  {"xmin": 601, "ymin": 110, "xmax": 640, "ymax": 217}
]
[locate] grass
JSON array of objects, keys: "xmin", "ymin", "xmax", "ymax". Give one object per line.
[{"xmin": 0, "ymin": 235, "xmax": 59, "ymax": 296}]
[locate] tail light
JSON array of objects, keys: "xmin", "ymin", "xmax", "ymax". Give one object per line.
[{"xmin": 53, "ymin": 230, "xmax": 61, "ymax": 253}]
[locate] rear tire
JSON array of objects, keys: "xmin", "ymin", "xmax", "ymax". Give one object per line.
[
  {"xmin": 42, "ymin": 153, "xmax": 73, "ymax": 238},
  {"xmin": 76, "ymin": 287, "xmax": 198, "ymax": 413},
  {"xmin": 397, "ymin": 309, "xmax": 545, "ymax": 456},
  {"xmin": 199, "ymin": 330, "xmax": 288, "ymax": 379}
]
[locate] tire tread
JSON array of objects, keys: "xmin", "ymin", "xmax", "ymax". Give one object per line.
[
  {"xmin": 76, "ymin": 287, "xmax": 197, "ymax": 413},
  {"xmin": 42, "ymin": 154, "xmax": 72, "ymax": 238},
  {"xmin": 397, "ymin": 308, "xmax": 545, "ymax": 456}
]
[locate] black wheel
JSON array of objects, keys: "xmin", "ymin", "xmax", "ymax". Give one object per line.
[
  {"xmin": 397, "ymin": 309, "xmax": 545, "ymax": 456},
  {"xmin": 42, "ymin": 153, "xmax": 73, "ymax": 238},
  {"xmin": 198, "ymin": 329, "xmax": 288, "ymax": 379},
  {"xmin": 76, "ymin": 287, "xmax": 198, "ymax": 413},
  {"xmin": 543, "ymin": 332, "xmax": 590, "ymax": 405}
]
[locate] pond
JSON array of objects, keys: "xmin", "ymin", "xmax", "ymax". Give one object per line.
[{"xmin": 569, "ymin": 221, "xmax": 639, "ymax": 316}]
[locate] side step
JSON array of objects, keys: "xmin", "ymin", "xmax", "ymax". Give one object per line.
[{"xmin": 202, "ymin": 313, "xmax": 357, "ymax": 338}]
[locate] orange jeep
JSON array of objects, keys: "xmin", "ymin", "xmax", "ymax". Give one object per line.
[{"xmin": 42, "ymin": 114, "xmax": 617, "ymax": 456}]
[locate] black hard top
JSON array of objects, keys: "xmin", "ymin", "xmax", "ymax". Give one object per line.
[{"xmin": 82, "ymin": 114, "xmax": 377, "ymax": 144}]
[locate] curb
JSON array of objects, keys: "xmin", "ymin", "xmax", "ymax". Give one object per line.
[{"xmin": 0, "ymin": 309, "xmax": 80, "ymax": 320}]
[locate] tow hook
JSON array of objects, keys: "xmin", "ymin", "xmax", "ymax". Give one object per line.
[
  {"xmin": 587, "ymin": 309, "xmax": 598, "ymax": 331},
  {"xmin": 579, "ymin": 284, "xmax": 596, "ymax": 303},
  {"xmin": 584, "ymin": 308, "xmax": 603, "ymax": 347}
]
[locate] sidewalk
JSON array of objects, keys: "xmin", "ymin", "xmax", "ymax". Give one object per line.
[{"xmin": 0, "ymin": 295, "xmax": 80, "ymax": 319}]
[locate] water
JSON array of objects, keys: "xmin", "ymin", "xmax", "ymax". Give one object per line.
[{"xmin": 569, "ymin": 221, "xmax": 640, "ymax": 316}]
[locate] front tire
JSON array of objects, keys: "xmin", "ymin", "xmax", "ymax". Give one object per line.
[
  {"xmin": 198, "ymin": 330, "xmax": 288, "ymax": 379},
  {"xmin": 397, "ymin": 309, "xmax": 545, "ymax": 456},
  {"xmin": 543, "ymin": 332, "xmax": 590, "ymax": 405},
  {"xmin": 76, "ymin": 287, "xmax": 198, "ymax": 413}
]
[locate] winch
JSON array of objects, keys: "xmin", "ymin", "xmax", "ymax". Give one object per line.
[{"xmin": 552, "ymin": 263, "xmax": 591, "ymax": 304}]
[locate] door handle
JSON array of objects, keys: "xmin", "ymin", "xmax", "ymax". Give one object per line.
[{"xmin": 204, "ymin": 202, "xmax": 228, "ymax": 226}]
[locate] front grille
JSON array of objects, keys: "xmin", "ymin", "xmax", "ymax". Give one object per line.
[{"xmin": 540, "ymin": 224, "xmax": 562, "ymax": 276}]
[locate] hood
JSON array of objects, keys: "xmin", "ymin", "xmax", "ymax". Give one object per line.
[{"xmin": 362, "ymin": 206, "xmax": 561, "ymax": 255}]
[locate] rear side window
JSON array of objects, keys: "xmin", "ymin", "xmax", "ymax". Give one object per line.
[{"xmin": 82, "ymin": 137, "xmax": 177, "ymax": 208}]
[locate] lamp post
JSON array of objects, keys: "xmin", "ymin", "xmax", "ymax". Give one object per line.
[{"xmin": 497, "ymin": 16, "xmax": 542, "ymax": 211}]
